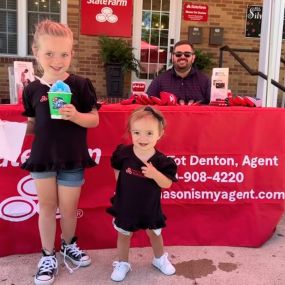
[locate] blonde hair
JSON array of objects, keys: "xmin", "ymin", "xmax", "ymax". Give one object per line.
[
  {"xmin": 127, "ymin": 106, "xmax": 166, "ymax": 135},
  {"xmin": 32, "ymin": 19, "xmax": 73, "ymax": 52}
]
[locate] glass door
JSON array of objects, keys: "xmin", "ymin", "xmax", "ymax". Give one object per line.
[{"xmin": 132, "ymin": 0, "xmax": 182, "ymax": 87}]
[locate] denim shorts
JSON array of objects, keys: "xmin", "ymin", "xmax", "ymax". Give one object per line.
[{"xmin": 30, "ymin": 168, "xmax": 84, "ymax": 187}]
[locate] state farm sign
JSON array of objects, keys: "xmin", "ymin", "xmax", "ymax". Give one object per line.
[
  {"xmin": 183, "ymin": 2, "xmax": 208, "ymax": 22},
  {"xmin": 81, "ymin": 0, "xmax": 133, "ymax": 37}
]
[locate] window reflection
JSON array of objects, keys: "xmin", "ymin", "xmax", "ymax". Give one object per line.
[
  {"xmin": 40, "ymin": 0, "xmax": 50, "ymax": 12},
  {"xmin": 160, "ymin": 30, "xmax": 169, "ymax": 46},
  {"xmin": 8, "ymin": 34, "xmax": 17, "ymax": 53},
  {"xmin": 151, "ymin": 13, "xmax": 160, "ymax": 29},
  {"xmin": 27, "ymin": 0, "xmax": 61, "ymax": 54},
  {"xmin": 143, "ymin": 0, "xmax": 151, "ymax": 10},
  {"xmin": 142, "ymin": 11, "xmax": 151, "ymax": 30},
  {"xmin": 161, "ymin": 13, "xmax": 169, "ymax": 29},
  {"xmin": 0, "ymin": 11, "xmax": 6, "ymax": 32},
  {"xmin": 0, "ymin": 0, "xmax": 62, "ymax": 55},
  {"xmin": 7, "ymin": 0, "xmax": 17, "ymax": 10},
  {"xmin": 28, "ymin": 0, "xmax": 59, "ymax": 12},
  {"xmin": 140, "ymin": 0, "xmax": 170, "ymax": 79},
  {"xmin": 50, "ymin": 0, "xmax": 60, "ymax": 12},
  {"xmin": 0, "ymin": 1, "xmax": 17, "ymax": 54},
  {"xmin": 7, "ymin": 12, "xmax": 16, "ymax": 33},
  {"xmin": 0, "ymin": 34, "xmax": 7, "ymax": 53},
  {"xmin": 152, "ymin": 1, "xmax": 161, "ymax": 11},
  {"xmin": 140, "ymin": 40, "xmax": 167, "ymax": 77},
  {"xmin": 28, "ymin": 0, "xmax": 39, "ymax": 11},
  {"xmin": 161, "ymin": 0, "xmax": 170, "ymax": 11}
]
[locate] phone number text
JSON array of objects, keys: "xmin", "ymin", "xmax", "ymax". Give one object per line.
[{"xmin": 176, "ymin": 171, "xmax": 244, "ymax": 183}]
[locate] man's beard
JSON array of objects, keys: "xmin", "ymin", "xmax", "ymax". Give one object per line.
[{"xmin": 174, "ymin": 60, "xmax": 192, "ymax": 73}]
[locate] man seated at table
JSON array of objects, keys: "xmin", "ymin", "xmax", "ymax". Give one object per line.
[{"xmin": 146, "ymin": 40, "xmax": 211, "ymax": 105}]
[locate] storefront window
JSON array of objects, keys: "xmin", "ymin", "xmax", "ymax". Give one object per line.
[
  {"xmin": 0, "ymin": 0, "xmax": 65, "ymax": 56},
  {"xmin": 27, "ymin": 0, "xmax": 61, "ymax": 54},
  {"xmin": 140, "ymin": 0, "xmax": 170, "ymax": 79},
  {"xmin": 0, "ymin": 0, "xmax": 17, "ymax": 54}
]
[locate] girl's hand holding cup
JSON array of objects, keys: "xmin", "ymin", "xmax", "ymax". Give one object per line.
[{"xmin": 59, "ymin": 104, "xmax": 77, "ymax": 121}]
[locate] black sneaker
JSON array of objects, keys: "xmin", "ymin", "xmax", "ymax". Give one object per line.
[
  {"xmin": 60, "ymin": 236, "xmax": 91, "ymax": 271},
  {"xmin": 34, "ymin": 249, "xmax": 58, "ymax": 285}
]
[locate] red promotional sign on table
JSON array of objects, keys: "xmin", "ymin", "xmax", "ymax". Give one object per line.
[
  {"xmin": 1, "ymin": 104, "xmax": 285, "ymax": 256},
  {"xmin": 81, "ymin": 0, "xmax": 133, "ymax": 37},
  {"xmin": 183, "ymin": 2, "xmax": 208, "ymax": 22}
]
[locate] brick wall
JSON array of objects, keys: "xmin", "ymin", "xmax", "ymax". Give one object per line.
[
  {"xmin": 180, "ymin": 0, "xmax": 285, "ymax": 99},
  {"xmin": 0, "ymin": 0, "xmax": 284, "ymax": 102}
]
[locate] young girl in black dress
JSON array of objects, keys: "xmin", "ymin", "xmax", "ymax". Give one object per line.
[
  {"xmin": 107, "ymin": 106, "xmax": 177, "ymax": 282},
  {"xmin": 21, "ymin": 20, "xmax": 100, "ymax": 285}
]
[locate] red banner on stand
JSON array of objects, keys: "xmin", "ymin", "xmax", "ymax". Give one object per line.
[
  {"xmin": 81, "ymin": 0, "xmax": 133, "ymax": 37},
  {"xmin": 1, "ymin": 104, "xmax": 285, "ymax": 256}
]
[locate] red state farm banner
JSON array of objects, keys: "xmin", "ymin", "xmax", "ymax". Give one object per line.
[
  {"xmin": 1, "ymin": 104, "xmax": 285, "ymax": 256},
  {"xmin": 81, "ymin": 0, "xmax": 133, "ymax": 37}
]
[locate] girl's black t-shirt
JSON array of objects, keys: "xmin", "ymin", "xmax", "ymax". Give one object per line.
[{"xmin": 21, "ymin": 74, "xmax": 100, "ymax": 172}]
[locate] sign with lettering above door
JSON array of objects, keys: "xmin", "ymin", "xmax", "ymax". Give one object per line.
[{"xmin": 81, "ymin": 0, "xmax": 133, "ymax": 37}]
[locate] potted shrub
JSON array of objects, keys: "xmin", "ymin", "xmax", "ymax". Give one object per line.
[
  {"xmin": 194, "ymin": 49, "xmax": 215, "ymax": 72},
  {"xmin": 98, "ymin": 36, "xmax": 140, "ymax": 97}
]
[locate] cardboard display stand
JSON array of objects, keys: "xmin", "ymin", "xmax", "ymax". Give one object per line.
[
  {"xmin": 12, "ymin": 62, "xmax": 35, "ymax": 104},
  {"xmin": 210, "ymin": 67, "xmax": 229, "ymax": 102}
]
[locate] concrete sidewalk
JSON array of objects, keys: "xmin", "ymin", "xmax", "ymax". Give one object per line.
[{"xmin": 1, "ymin": 214, "xmax": 285, "ymax": 285}]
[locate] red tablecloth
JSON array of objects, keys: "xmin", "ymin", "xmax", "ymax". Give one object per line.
[{"xmin": 0, "ymin": 104, "xmax": 285, "ymax": 256}]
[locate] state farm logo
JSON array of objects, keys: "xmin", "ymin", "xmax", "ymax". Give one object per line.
[
  {"xmin": 96, "ymin": 7, "xmax": 118, "ymax": 23},
  {"xmin": 0, "ymin": 175, "xmax": 83, "ymax": 222},
  {"xmin": 132, "ymin": 82, "xmax": 146, "ymax": 92},
  {"xmin": 0, "ymin": 175, "xmax": 37, "ymax": 222}
]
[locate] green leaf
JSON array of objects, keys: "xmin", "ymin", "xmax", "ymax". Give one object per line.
[
  {"xmin": 194, "ymin": 49, "xmax": 215, "ymax": 71},
  {"xmin": 98, "ymin": 36, "xmax": 140, "ymax": 75}
]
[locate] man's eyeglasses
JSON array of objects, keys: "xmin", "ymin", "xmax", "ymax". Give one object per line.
[{"xmin": 173, "ymin": 51, "xmax": 194, "ymax": 58}]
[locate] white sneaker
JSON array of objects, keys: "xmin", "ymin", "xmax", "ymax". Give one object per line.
[
  {"xmin": 111, "ymin": 261, "xmax": 131, "ymax": 282},
  {"xmin": 152, "ymin": 253, "xmax": 176, "ymax": 275}
]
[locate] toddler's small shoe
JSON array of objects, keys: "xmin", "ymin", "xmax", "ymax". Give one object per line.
[
  {"xmin": 111, "ymin": 261, "xmax": 131, "ymax": 282},
  {"xmin": 152, "ymin": 253, "xmax": 176, "ymax": 275}
]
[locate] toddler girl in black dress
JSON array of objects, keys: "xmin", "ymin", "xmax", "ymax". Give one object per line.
[{"xmin": 107, "ymin": 106, "xmax": 177, "ymax": 282}]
